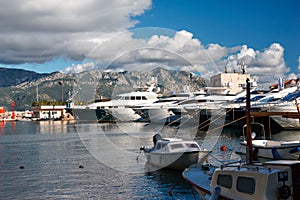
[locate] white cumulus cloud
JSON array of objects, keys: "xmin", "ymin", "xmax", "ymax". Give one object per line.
[
  {"xmin": 61, "ymin": 27, "xmax": 293, "ymax": 89},
  {"xmin": 0, "ymin": 0, "xmax": 297, "ymax": 89},
  {"xmin": 0, "ymin": 0, "xmax": 151, "ymax": 64},
  {"xmin": 60, "ymin": 62, "xmax": 95, "ymax": 74}
]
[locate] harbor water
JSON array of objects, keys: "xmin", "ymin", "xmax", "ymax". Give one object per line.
[{"xmin": 0, "ymin": 120, "xmax": 299, "ymax": 199}]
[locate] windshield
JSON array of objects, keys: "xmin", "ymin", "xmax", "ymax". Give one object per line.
[
  {"xmin": 250, "ymin": 95, "xmax": 265, "ymax": 101},
  {"xmin": 259, "ymin": 96, "xmax": 274, "ymax": 103},
  {"xmin": 280, "ymin": 91, "xmax": 300, "ymax": 102}
]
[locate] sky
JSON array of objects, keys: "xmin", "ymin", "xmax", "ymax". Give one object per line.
[{"xmin": 0, "ymin": 0, "xmax": 299, "ymax": 87}]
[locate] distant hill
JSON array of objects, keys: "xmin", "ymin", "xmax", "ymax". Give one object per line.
[
  {"xmin": 0, "ymin": 67, "xmax": 51, "ymax": 87},
  {"xmin": 0, "ymin": 67, "xmax": 207, "ymax": 111}
]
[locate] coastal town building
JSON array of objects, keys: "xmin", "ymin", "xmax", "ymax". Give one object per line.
[
  {"xmin": 209, "ymin": 72, "xmax": 256, "ymax": 95},
  {"xmin": 31, "ymin": 105, "xmax": 66, "ymax": 120}
]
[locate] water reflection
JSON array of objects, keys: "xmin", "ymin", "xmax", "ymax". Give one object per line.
[
  {"xmin": 37, "ymin": 120, "xmax": 77, "ymax": 134},
  {"xmin": 144, "ymin": 166, "xmax": 196, "ymax": 199},
  {"xmin": 1, "ymin": 120, "xmax": 300, "ymax": 199},
  {"xmin": 0, "ymin": 121, "xmax": 16, "ymax": 135}
]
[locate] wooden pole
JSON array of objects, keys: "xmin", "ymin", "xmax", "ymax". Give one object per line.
[
  {"xmin": 295, "ymin": 99, "xmax": 300, "ymax": 125},
  {"xmin": 246, "ymin": 78, "xmax": 253, "ymax": 164}
]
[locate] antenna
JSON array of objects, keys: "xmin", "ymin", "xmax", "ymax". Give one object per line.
[{"xmin": 241, "ymin": 59, "xmax": 247, "ymax": 74}]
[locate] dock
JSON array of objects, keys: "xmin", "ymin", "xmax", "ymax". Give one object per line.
[{"xmin": 250, "ymin": 111, "xmax": 300, "ymax": 119}]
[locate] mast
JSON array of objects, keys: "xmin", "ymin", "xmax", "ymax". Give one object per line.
[
  {"xmin": 36, "ymin": 84, "xmax": 39, "ymax": 103},
  {"xmin": 246, "ymin": 78, "xmax": 253, "ymax": 164}
]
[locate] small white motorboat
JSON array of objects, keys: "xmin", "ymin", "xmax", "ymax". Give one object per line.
[
  {"xmin": 182, "ymin": 160, "xmax": 300, "ymax": 200},
  {"xmin": 140, "ymin": 134, "xmax": 211, "ymax": 170},
  {"xmin": 236, "ymin": 122, "xmax": 300, "ymax": 160}
]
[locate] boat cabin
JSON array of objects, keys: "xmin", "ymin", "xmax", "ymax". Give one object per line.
[
  {"xmin": 211, "ymin": 161, "xmax": 300, "ymax": 199},
  {"xmin": 242, "ymin": 122, "xmax": 266, "ymax": 140},
  {"xmin": 154, "ymin": 138, "xmax": 201, "ymax": 153},
  {"xmin": 96, "ymin": 91, "xmax": 159, "ymax": 109}
]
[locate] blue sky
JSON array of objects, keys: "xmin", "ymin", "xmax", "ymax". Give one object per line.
[
  {"xmin": 0, "ymin": 0, "xmax": 299, "ymax": 85},
  {"xmin": 135, "ymin": 0, "xmax": 299, "ymax": 71}
]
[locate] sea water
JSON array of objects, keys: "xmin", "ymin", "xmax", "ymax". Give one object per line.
[{"xmin": 0, "ymin": 120, "xmax": 299, "ymax": 199}]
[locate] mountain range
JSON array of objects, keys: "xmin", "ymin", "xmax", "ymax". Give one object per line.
[{"xmin": 0, "ymin": 67, "xmax": 206, "ymax": 111}]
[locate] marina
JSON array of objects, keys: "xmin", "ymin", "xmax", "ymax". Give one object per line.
[
  {"xmin": 4, "ymin": 66, "xmax": 300, "ymax": 133},
  {"xmin": 0, "ymin": 1, "xmax": 298, "ymax": 199},
  {"xmin": 1, "ymin": 65, "xmax": 300, "ymax": 200},
  {"xmin": 0, "ymin": 115, "xmax": 300, "ymax": 199}
]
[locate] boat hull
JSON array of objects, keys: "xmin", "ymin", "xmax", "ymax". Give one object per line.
[
  {"xmin": 144, "ymin": 151, "xmax": 209, "ymax": 170},
  {"xmin": 183, "ymin": 166, "xmax": 225, "ymax": 200},
  {"xmin": 271, "ymin": 115, "xmax": 300, "ymax": 129},
  {"xmin": 237, "ymin": 141, "xmax": 300, "ymax": 160},
  {"xmin": 108, "ymin": 108, "xmax": 141, "ymax": 121},
  {"xmin": 70, "ymin": 108, "xmax": 115, "ymax": 122}
]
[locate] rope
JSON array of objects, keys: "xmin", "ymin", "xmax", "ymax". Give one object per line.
[
  {"xmin": 165, "ymin": 106, "xmax": 247, "ymax": 134},
  {"xmin": 198, "ymin": 107, "xmax": 240, "ymax": 131},
  {"xmin": 206, "ymin": 115, "xmax": 246, "ymax": 134}
]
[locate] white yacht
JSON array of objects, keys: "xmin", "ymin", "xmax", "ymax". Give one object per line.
[
  {"xmin": 247, "ymin": 78, "xmax": 300, "ymax": 129},
  {"xmin": 134, "ymin": 91, "xmax": 205, "ymax": 124},
  {"xmin": 105, "ymin": 90, "xmax": 159, "ymax": 121},
  {"xmin": 255, "ymin": 89, "xmax": 300, "ymax": 129},
  {"xmin": 71, "ymin": 83, "xmax": 160, "ymax": 122}
]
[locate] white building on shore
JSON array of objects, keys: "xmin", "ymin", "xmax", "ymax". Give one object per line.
[{"xmin": 32, "ymin": 105, "xmax": 66, "ymax": 120}]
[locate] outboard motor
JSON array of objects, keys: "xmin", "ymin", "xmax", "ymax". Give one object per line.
[{"xmin": 153, "ymin": 134, "xmax": 162, "ymax": 146}]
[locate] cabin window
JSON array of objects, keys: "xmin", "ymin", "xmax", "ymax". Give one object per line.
[
  {"xmin": 217, "ymin": 174, "xmax": 232, "ymax": 189},
  {"xmin": 125, "ymin": 96, "xmax": 130, "ymax": 100},
  {"xmin": 156, "ymin": 143, "xmax": 161, "ymax": 149},
  {"xmin": 142, "ymin": 96, "xmax": 147, "ymax": 100},
  {"xmin": 170, "ymin": 143, "xmax": 184, "ymax": 150},
  {"xmin": 156, "ymin": 143, "xmax": 167, "ymax": 150},
  {"xmin": 131, "ymin": 96, "xmax": 135, "ymax": 100},
  {"xmin": 136, "ymin": 96, "xmax": 141, "ymax": 100},
  {"xmin": 187, "ymin": 143, "xmax": 199, "ymax": 149},
  {"xmin": 237, "ymin": 177, "xmax": 255, "ymax": 194}
]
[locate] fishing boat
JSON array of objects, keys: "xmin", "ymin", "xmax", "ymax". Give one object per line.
[
  {"xmin": 140, "ymin": 134, "xmax": 211, "ymax": 170},
  {"xmin": 236, "ymin": 122, "xmax": 300, "ymax": 160},
  {"xmin": 182, "ymin": 160, "xmax": 300, "ymax": 200},
  {"xmin": 182, "ymin": 79, "xmax": 300, "ymax": 200}
]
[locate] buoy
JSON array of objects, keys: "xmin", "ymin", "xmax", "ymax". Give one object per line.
[
  {"xmin": 220, "ymin": 145, "xmax": 227, "ymax": 152},
  {"xmin": 79, "ymin": 165, "xmax": 84, "ymax": 169},
  {"xmin": 19, "ymin": 165, "xmax": 24, "ymax": 169}
]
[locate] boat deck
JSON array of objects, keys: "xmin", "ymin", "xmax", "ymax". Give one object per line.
[{"xmin": 182, "ymin": 166, "xmax": 212, "ymax": 195}]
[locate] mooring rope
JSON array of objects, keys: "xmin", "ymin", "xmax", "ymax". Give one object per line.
[{"xmin": 206, "ymin": 115, "xmax": 247, "ymax": 134}]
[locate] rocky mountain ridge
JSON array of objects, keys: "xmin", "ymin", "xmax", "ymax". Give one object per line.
[{"xmin": 0, "ymin": 67, "xmax": 206, "ymax": 110}]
